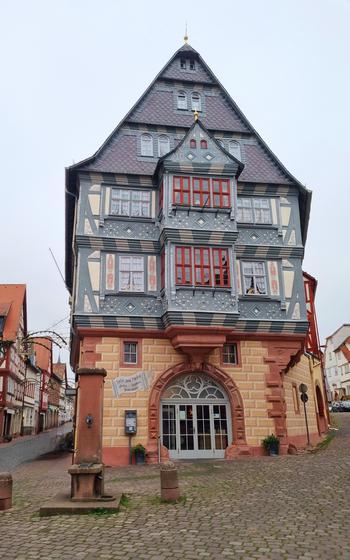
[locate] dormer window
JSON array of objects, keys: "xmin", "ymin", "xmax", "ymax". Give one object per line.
[
  {"xmin": 158, "ymin": 135, "xmax": 170, "ymax": 157},
  {"xmin": 191, "ymin": 92, "xmax": 201, "ymax": 111},
  {"xmin": 189, "ymin": 60, "xmax": 195, "ymax": 71},
  {"xmin": 200, "ymin": 139, "xmax": 208, "ymax": 149},
  {"xmin": 228, "ymin": 140, "xmax": 241, "ymax": 160},
  {"xmin": 190, "ymin": 139, "xmax": 197, "ymax": 149},
  {"xmin": 177, "ymin": 91, "xmax": 188, "ymax": 110},
  {"xmin": 180, "ymin": 58, "xmax": 186, "ymax": 69},
  {"xmin": 141, "ymin": 134, "xmax": 153, "ymax": 157}
]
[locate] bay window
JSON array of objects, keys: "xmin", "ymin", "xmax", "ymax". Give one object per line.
[
  {"xmin": 242, "ymin": 261, "xmax": 267, "ymax": 295},
  {"xmin": 237, "ymin": 197, "xmax": 272, "ymax": 224},
  {"xmin": 176, "ymin": 246, "xmax": 230, "ymax": 288},
  {"xmin": 172, "ymin": 176, "xmax": 231, "ymax": 209}
]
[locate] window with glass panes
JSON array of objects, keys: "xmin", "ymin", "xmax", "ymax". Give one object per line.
[
  {"xmin": 173, "ymin": 176, "xmax": 190, "ymax": 205},
  {"xmin": 242, "ymin": 261, "xmax": 267, "ymax": 295},
  {"xmin": 193, "ymin": 178, "xmax": 210, "ymax": 206},
  {"xmin": 222, "ymin": 343, "xmax": 238, "ymax": 365},
  {"xmin": 212, "ymin": 179, "xmax": 230, "ymax": 208},
  {"xmin": 111, "ymin": 189, "xmax": 151, "ymax": 218},
  {"xmin": 123, "ymin": 342, "xmax": 138, "ymax": 364},
  {"xmin": 119, "ymin": 256, "xmax": 144, "ymax": 292},
  {"xmin": 172, "ymin": 176, "xmax": 231, "ymax": 209},
  {"xmin": 237, "ymin": 197, "xmax": 271, "ymax": 224},
  {"xmin": 175, "ymin": 247, "xmax": 230, "ymax": 288}
]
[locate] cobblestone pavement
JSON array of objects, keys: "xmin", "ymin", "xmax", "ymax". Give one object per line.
[
  {"xmin": 0, "ymin": 415, "xmax": 349, "ymax": 559},
  {"xmin": 0, "ymin": 423, "xmax": 72, "ymax": 471}
]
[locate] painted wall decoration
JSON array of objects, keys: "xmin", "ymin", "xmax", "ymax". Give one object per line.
[
  {"xmin": 148, "ymin": 256, "xmax": 157, "ymax": 291},
  {"xmin": 268, "ymin": 261, "xmax": 280, "ymax": 296},
  {"xmin": 106, "ymin": 254, "xmax": 115, "ymax": 291}
]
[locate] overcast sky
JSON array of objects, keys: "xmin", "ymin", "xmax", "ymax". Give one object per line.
[{"xmin": 1, "ymin": 0, "xmax": 349, "ymax": 371}]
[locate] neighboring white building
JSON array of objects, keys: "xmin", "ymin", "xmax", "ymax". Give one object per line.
[
  {"xmin": 324, "ymin": 324, "xmax": 350, "ymax": 399},
  {"xmin": 22, "ymin": 359, "xmax": 41, "ymax": 435}
]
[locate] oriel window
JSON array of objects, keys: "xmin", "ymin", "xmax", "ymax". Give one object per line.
[{"xmin": 175, "ymin": 247, "xmax": 230, "ymax": 288}]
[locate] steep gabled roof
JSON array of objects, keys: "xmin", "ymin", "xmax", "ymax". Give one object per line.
[
  {"xmin": 65, "ymin": 43, "xmax": 312, "ymax": 289},
  {"xmin": 0, "ymin": 284, "xmax": 27, "ymax": 341}
]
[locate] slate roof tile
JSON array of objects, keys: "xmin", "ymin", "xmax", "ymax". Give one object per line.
[{"xmin": 240, "ymin": 144, "xmax": 292, "ymax": 184}]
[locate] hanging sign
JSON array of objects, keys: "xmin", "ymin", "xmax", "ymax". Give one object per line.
[{"xmin": 112, "ymin": 371, "xmax": 153, "ymax": 398}]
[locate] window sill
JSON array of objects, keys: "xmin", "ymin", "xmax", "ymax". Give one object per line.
[
  {"xmin": 106, "ymin": 215, "xmax": 155, "ymax": 223},
  {"xmin": 171, "ymin": 205, "xmax": 232, "ymax": 214},
  {"xmin": 237, "ymin": 223, "xmax": 278, "ymax": 229},
  {"xmin": 175, "ymin": 285, "xmax": 232, "ymax": 292},
  {"xmin": 239, "ymin": 295, "xmax": 280, "ymax": 302}
]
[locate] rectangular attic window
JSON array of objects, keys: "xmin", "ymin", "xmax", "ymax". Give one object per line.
[{"xmin": 180, "ymin": 58, "xmax": 186, "ymax": 69}]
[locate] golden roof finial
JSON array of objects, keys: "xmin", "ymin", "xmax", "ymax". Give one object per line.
[
  {"xmin": 184, "ymin": 22, "xmax": 188, "ymax": 44},
  {"xmin": 193, "ymin": 110, "xmax": 199, "ymax": 122}
]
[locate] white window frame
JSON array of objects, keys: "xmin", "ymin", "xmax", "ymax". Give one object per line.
[
  {"xmin": 158, "ymin": 135, "xmax": 170, "ymax": 157},
  {"xmin": 119, "ymin": 256, "xmax": 145, "ymax": 292},
  {"xmin": 140, "ymin": 134, "xmax": 153, "ymax": 157},
  {"xmin": 177, "ymin": 91, "xmax": 188, "ymax": 110},
  {"xmin": 191, "ymin": 92, "xmax": 201, "ymax": 111},
  {"xmin": 237, "ymin": 197, "xmax": 272, "ymax": 225},
  {"xmin": 110, "ymin": 189, "xmax": 151, "ymax": 218},
  {"xmin": 242, "ymin": 261, "xmax": 268, "ymax": 296}
]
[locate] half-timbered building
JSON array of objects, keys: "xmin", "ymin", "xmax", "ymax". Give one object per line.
[{"xmin": 66, "ymin": 42, "xmax": 327, "ymax": 464}]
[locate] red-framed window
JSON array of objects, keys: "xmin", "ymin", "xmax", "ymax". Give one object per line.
[
  {"xmin": 213, "ymin": 249, "xmax": 230, "ymax": 287},
  {"xmin": 193, "ymin": 178, "xmax": 210, "ymax": 207},
  {"xmin": 190, "ymin": 139, "xmax": 197, "ymax": 149},
  {"xmin": 194, "ymin": 248, "xmax": 211, "ymax": 285},
  {"xmin": 173, "ymin": 176, "xmax": 190, "ymax": 205},
  {"xmin": 175, "ymin": 247, "xmax": 230, "ymax": 288},
  {"xmin": 175, "ymin": 247, "xmax": 192, "ymax": 285},
  {"xmin": 212, "ymin": 179, "xmax": 231, "ymax": 208},
  {"xmin": 200, "ymin": 139, "xmax": 208, "ymax": 149},
  {"xmin": 172, "ymin": 176, "xmax": 231, "ymax": 209}
]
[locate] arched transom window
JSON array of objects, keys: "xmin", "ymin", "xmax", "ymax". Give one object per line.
[
  {"xmin": 228, "ymin": 140, "xmax": 241, "ymax": 160},
  {"xmin": 191, "ymin": 92, "xmax": 201, "ymax": 111},
  {"xmin": 177, "ymin": 91, "xmax": 188, "ymax": 110},
  {"xmin": 158, "ymin": 135, "xmax": 170, "ymax": 157},
  {"xmin": 141, "ymin": 133, "xmax": 153, "ymax": 157},
  {"xmin": 162, "ymin": 374, "xmax": 226, "ymax": 400}
]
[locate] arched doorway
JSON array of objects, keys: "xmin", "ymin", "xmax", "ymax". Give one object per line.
[
  {"xmin": 315, "ymin": 384, "xmax": 327, "ymax": 434},
  {"xmin": 147, "ymin": 361, "xmax": 247, "ymax": 462},
  {"xmin": 161, "ymin": 373, "xmax": 232, "ymax": 459}
]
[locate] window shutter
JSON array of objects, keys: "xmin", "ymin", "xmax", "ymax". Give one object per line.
[
  {"xmin": 148, "ymin": 256, "xmax": 157, "ymax": 291},
  {"xmin": 106, "ymin": 254, "xmax": 115, "ymax": 291},
  {"xmin": 267, "ymin": 261, "xmax": 280, "ymax": 296}
]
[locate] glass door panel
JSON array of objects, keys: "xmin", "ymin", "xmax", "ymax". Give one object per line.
[
  {"xmin": 162, "ymin": 404, "xmax": 176, "ymax": 450},
  {"xmin": 179, "ymin": 404, "xmax": 194, "ymax": 451},
  {"xmin": 196, "ymin": 404, "xmax": 212, "ymax": 450},
  {"xmin": 213, "ymin": 404, "xmax": 228, "ymax": 450}
]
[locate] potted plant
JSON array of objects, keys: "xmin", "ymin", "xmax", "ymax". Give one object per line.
[
  {"xmin": 262, "ymin": 434, "xmax": 280, "ymax": 456},
  {"xmin": 131, "ymin": 443, "xmax": 146, "ymax": 465}
]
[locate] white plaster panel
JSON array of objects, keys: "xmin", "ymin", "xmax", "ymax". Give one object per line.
[
  {"xmin": 84, "ymin": 219, "xmax": 93, "ymax": 235},
  {"xmin": 291, "ymin": 302, "xmax": 301, "ymax": 320},
  {"xmin": 88, "ymin": 261, "xmax": 100, "ymax": 291},
  {"xmin": 283, "ymin": 270, "xmax": 295, "ymax": 299},
  {"xmin": 281, "ymin": 207, "xmax": 291, "ymax": 227},
  {"xmin": 151, "ymin": 191, "xmax": 156, "ymax": 218},
  {"xmin": 271, "ymin": 199, "xmax": 278, "ymax": 225},
  {"xmin": 288, "ymin": 230, "xmax": 296, "ymax": 246},
  {"xmin": 88, "ymin": 194, "xmax": 100, "ymax": 216},
  {"xmin": 236, "ymin": 261, "xmax": 242, "ymax": 295},
  {"xmin": 105, "ymin": 187, "xmax": 111, "ymax": 214}
]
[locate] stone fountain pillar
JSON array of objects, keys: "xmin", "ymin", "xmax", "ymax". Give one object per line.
[{"xmin": 69, "ymin": 367, "xmax": 110, "ymax": 501}]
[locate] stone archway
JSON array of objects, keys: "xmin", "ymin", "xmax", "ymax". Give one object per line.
[{"xmin": 146, "ymin": 361, "xmax": 249, "ymax": 462}]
